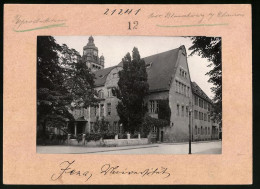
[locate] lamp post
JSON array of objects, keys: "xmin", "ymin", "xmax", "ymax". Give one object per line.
[{"xmin": 188, "ymin": 106, "xmax": 192, "ymax": 154}]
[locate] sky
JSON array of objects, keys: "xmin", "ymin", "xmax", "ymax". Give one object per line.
[{"xmin": 54, "ymin": 36, "xmax": 215, "ymax": 99}]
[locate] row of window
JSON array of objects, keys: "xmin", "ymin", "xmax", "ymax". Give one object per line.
[
  {"xmin": 92, "ymin": 64, "xmax": 102, "ymax": 70},
  {"xmin": 91, "ymin": 103, "xmax": 110, "ymax": 117},
  {"xmin": 194, "ymin": 110, "xmax": 211, "ymax": 122},
  {"xmin": 176, "ymin": 105, "xmax": 190, "ymax": 117},
  {"xmin": 179, "ymin": 68, "xmax": 188, "ymax": 79},
  {"xmin": 194, "ymin": 126, "xmax": 210, "ymax": 135},
  {"xmin": 98, "ymin": 88, "xmax": 116, "ymax": 99},
  {"xmin": 175, "ymin": 80, "xmax": 190, "ymax": 97},
  {"xmin": 194, "ymin": 95, "xmax": 211, "ymax": 110},
  {"xmin": 150, "ymin": 100, "xmax": 159, "ymax": 113}
]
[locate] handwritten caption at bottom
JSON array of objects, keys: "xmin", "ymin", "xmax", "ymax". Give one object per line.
[{"xmin": 51, "ymin": 160, "xmax": 171, "ymax": 183}]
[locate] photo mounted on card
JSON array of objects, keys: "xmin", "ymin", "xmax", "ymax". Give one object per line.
[{"xmin": 3, "ymin": 4, "xmax": 252, "ymax": 184}]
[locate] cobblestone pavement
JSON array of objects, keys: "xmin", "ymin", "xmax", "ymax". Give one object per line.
[{"xmin": 37, "ymin": 140, "xmax": 222, "ymax": 154}]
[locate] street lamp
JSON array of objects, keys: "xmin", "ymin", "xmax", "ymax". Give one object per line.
[{"xmin": 188, "ymin": 104, "xmax": 192, "ymax": 154}]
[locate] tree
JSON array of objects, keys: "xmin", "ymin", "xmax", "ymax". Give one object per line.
[
  {"xmin": 37, "ymin": 36, "xmax": 97, "ymax": 141},
  {"xmin": 116, "ymin": 47, "xmax": 149, "ymax": 133},
  {"xmin": 189, "ymin": 37, "xmax": 222, "ymax": 124},
  {"xmin": 59, "ymin": 44, "xmax": 97, "ymax": 109},
  {"xmin": 141, "ymin": 115, "xmax": 169, "ymax": 137}
]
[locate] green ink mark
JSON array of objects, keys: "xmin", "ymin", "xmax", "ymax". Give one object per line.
[
  {"xmin": 156, "ymin": 23, "xmax": 229, "ymax": 28},
  {"xmin": 13, "ymin": 23, "xmax": 67, "ymax": 32}
]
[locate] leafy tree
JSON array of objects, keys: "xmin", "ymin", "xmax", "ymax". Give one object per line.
[
  {"xmin": 37, "ymin": 36, "xmax": 73, "ymax": 140},
  {"xmin": 116, "ymin": 47, "xmax": 149, "ymax": 133},
  {"xmin": 189, "ymin": 37, "xmax": 222, "ymax": 125},
  {"xmin": 37, "ymin": 36, "xmax": 96, "ymax": 142},
  {"xmin": 141, "ymin": 115, "xmax": 169, "ymax": 137},
  {"xmin": 59, "ymin": 44, "xmax": 97, "ymax": 109},
  {"xmin": 93, "ymin": 117, "xmax": 108, "ymax": 134}
]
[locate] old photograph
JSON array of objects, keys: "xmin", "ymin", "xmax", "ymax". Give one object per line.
[{"xmin": 36, "ymin": 36, "xmax": 222, "ymax": 154}]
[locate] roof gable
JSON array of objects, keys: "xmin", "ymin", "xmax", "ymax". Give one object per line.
[
  {"xmin": 191, "ymin": 82, "xmax": 212, "ymax": 103},
  {"xmin": 143, "ymin": 48, "xmax": 180, "ymax": 92},
  {"xmin": 93, "ymin": 47, "xmax": 182, "ymax": 90},
  {"xmin": 93, "ymin": 66, "xmax": 117, "ymax": 87}
]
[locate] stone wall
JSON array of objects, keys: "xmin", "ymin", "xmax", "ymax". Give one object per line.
[{"xmin": 67, "ymin": 138, "xmax": 149, "ymax": 147}]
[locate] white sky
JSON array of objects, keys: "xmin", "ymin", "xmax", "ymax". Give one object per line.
[{"xmin": 54, "ymin": 36, "xmax": 215, "ymax": 99}]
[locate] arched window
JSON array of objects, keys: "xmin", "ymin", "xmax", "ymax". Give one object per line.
[
  {"xmin": 98, "ymin": 90, "xmax": 104, "ymax": 99},
  {"xmin": 195, "ymin": 125, "xmax": 197, "ymax": 135}
]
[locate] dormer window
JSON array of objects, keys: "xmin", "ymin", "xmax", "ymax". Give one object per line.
[{"xmin": 146, "ymin": 62, "xmax": 153, "ymax": 68}]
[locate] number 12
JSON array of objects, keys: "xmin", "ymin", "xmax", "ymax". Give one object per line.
[{"xmin": 128, "ymin": 21, "xmax": 138, "ymax": 30}]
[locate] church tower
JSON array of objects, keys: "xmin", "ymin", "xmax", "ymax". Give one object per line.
[{"xmin": 82, "ymin": 36, "xmax": 105, "ymax": 71}]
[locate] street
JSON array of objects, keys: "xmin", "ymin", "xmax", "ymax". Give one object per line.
[{"xmin": 37, "ymin": 140, "xmax": 221, "ymax": 154}]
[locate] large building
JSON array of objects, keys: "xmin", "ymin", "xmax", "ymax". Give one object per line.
[{"xmin": 69, "ymin": 36, "xmax": 220, "ymax": 142}]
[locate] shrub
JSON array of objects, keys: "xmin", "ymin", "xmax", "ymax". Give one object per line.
[
  {"xmin": 85, "ymin": 133, "xmax": 102, "ymax": 142},
  {"xmin": 118, "ymin": 133, "xmax": 127, "ymax": 139},
  {"xmin": 102, "ymin": 131, "xmax": 116, "ymax": 139}
]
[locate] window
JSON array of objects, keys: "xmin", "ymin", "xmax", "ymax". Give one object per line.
[
  {"xmin": 187, "ymin": 87, "xmax": 190, "ymax": 97},
  {"xmin": 156, "ymin": 100, "xmax": 159, "ymax": 113},
  {"xmin": 181, "ymin": 106, "xmax": 184, "ymax": 117},
  {"xmin": 205, "ymin": 127, "xmax": 207, "ymax": 135},
  {"xmin": 98, "ymin": 90, "xmax": 104, "ymax": 99},
  {"xmin": 100, "ymin": 104, "xmax": 104, "ymax": 116},
  {"xmin": 204, "ymin": 113, "xmax": 207, "ymax": 121},
  {"xmin": 177, "ymin": 105, "xmax": 180, "ymax": 116},
  {"xmin": 107, "ymin": 103, "xmax": 111, "ymax": 116},
  {"xmin": 204, "ymin": 101, "xmax": 208, "ymax": 109},
  {"xmin": 201, "ymin": 126, "xmax": 203, "ymax": 135},
  {"xmin": 194, "ymin": 110, "xmax": 198, "ymax": 119},
  {"xmin": 195, "ymin": 125, "xmax": 197, "ymax": 135},
  {"xmin": 208, "ymin": 115, "xmax": 211, "ymax": 122},
  {"xmin": 198, "ymin": 127, "xmax": 200, "ymax": 135},
  {"xmin": 186, "ymin": 107, "xmax": 188, "ymax": 117},
  {"xmin": 208, "ymin": 127, "xmax": 210, "ymax": 135},
  {"xmin": 152, "ymin": 126, "xmax": 157, "ymax": 133},
  {"xmin": 200, "ymin": 99, "xmax": 204, "ymax": 108},
  {"xmin": 195, "ymin": 96, "xmax": 198, "ymax": 106},
  {"xmin": 107, "ymin": 89, "xmax": 112, "ymax": 97},
  {"xmin": 184, "ymin": 86, "xmax": 186, "ymax": 96},
  {"xmin": 150, "ymin": 100, "xmax": 155, "ymax": 113},
  {"xmin": 94, "ymin": 105, "xmax": 98, "ymax": 116}
]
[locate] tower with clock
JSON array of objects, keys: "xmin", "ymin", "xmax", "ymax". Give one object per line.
[{"xmin": 82, "ymin": 36, "xmax": 105, "ymax": 71}]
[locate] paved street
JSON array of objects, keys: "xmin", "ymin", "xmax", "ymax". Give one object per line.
[{"xmin": 37, "ymin": 140, "xmax": 221, "ymax": 154}]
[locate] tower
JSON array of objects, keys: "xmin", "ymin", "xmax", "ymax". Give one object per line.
[{"xmin": 82, "ymin": 36, "xmax": 105, "ymax": 71}]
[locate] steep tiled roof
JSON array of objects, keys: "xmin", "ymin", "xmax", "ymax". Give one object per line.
[
  {"xmin": 143, "ymin": 48, "xmax": 180, "ymax": 92},
  {"xmin": 93, "ymin": 66, "xmax": 117, "ymax": 87},
  {"xmin": 93, "ymin": 47, "xmax": 181, "ymax": 91},
  {"xmin": 191, "ymin": 82, "xmax": 212, "ymax": 103},
  {"xmin": 116, "ymin": 47, "xmax": 180, "ymax": 92}
]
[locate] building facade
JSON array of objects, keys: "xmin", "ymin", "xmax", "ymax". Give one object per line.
[{"xmin": 69, "ymin": 36, "xmax": 220, "ymax": 142}]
